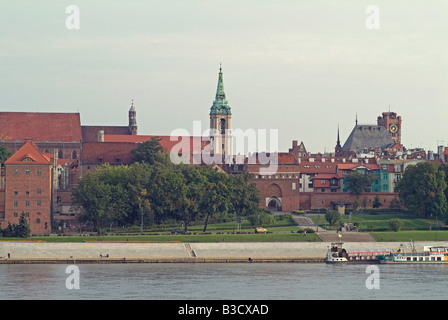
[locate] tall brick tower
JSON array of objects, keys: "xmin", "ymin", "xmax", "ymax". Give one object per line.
[
  {"xmin": 4, "ymin": 140, "xmax": 53, "ymax": 235},
  {"xmin": 377, "ymin": 110, "xmax": 402, "ymax": 145}
]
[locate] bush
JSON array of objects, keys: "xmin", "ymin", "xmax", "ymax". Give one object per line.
[
  {"xmin": 0, "ymin": 213, "xmax": 31, "ymax": 238},
  {"xmin": 389, "ymin": 218, "xmax": 403, "ymax": 232}
]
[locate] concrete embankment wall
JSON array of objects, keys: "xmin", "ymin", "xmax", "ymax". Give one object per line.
[{"xmin": 0, "ymin": 241, "xmax": 446, "ymax": 264}]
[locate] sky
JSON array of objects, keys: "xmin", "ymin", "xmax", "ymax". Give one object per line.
[{"xmin": 0, "ymin": 0, "xmax": 447, "ymax": 154}]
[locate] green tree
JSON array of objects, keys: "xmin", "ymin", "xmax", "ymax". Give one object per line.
[
  {"xmin": 131, "ymin": 137, "xmax": 168, "ymax": 165},
  {"xmin": 395, "ymin": 162, "xmax": 447, "ymax": 218},
  {"xmin": 176, "ymin": 166, "xmax": 207, "ymax": 231},
  {"xmin": 15, "ymin": 213, "xmax": 31, "ymax": 238},
  {"xmin": 344, "ymin": 171, "xmax": 375, "ymax": 196},
  {"xmin": 0, "ymin": 146, "xmax": 12, "ymax": 166},
  {"xmin": 201, "ymin": 179, "xmax": 230, "ymax": 232},
  {"xmin": 373, "ymin": 195, "xmax": 382, "ymax": 208},
  {"xmin": 227, "ymin": 173, "xmax": 260, "ymax": 217},
  {"xmin": 325, "ymin": 210, "xmax": 341, "ymax": 226},
  {"xmin": 71, "ymin": 172, "xmax": 112, "ymax": 231}
]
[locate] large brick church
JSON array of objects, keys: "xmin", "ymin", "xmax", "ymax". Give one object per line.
[{"xmin": 0, "ymin": 67, "xmax": 404, "ymax": 234}]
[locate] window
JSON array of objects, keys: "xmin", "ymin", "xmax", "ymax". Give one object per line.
[
  {"xmin": 37, "ymin": 189, "xmax": 41, "ymax": 194},
  {"xmin": 37, "ymin": 169, "xmax": 42, "ymax": 176},
  {"xmin": 14, "ymin": 212, "xmax": 18, "ymax": 217},
  {"xmin": 14, "ymin": 200, "xmax": 18, "ymax": 207},
  {"xmin": 14, "ymin": 191, "xmax": 18, "ymax": 195},
  {"xmin": 14, "ymin": 169, "xmax": 19, "ymax": 175},
  {"xmin": 26, "ymin": 169, "xmax": 30, "ymax": 175},
  {"xmin": 292, "ymin": 182, "xmax": 296, "ymax": 190},
  {"xmin": 26, "ymin": 191, "xmax": 29, "ymax": 196},
  {"xmin": 321, "ymin": 188, "xmax": 326, "ymax": 192},
  {"xmin": 25, "ymin": 200, "xmax": 30, "ymax": 207},
  {"xmin": 36, "ymin": 218, "xmax": 41, "ymax": 224},
  {"xmin": 37, "ymin": 200, "xmax": 41, "ymax": 206},
  {"xmin": 321, "ymin": 180, "xmax": 326, "ymax": 184}
]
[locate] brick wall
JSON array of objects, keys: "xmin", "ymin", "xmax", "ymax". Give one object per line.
[{"xmin": 4, "ymin": 164, "xmax": 52, "ymax": 235}]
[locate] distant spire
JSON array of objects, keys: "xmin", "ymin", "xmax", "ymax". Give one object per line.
[
  {"xmin": 210, "ymin": 64, "xmax": 231, "ymax": 115},
  {"xmin": 337, "ymin": 125, "xmax": 340, "ymax": 144},
  {"xmin": 335, "ymin": 124, "xmax": 342, "ymax": 153},
  {"xmin": 355, "ymin": 113, "xmax": 358, "ymax": 125}
]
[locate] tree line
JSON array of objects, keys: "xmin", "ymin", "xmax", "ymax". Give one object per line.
[
  {"xmin": 71, "ymin": 138, "xmax": 261, "ymax": 232},
  {"xmin": 395, "ymin": 161, "xmax": 448, "ymax": 222}
]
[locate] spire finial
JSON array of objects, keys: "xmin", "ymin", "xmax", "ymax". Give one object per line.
[
  {"xmin": 356, "ymin": 113, "xmax": 358, "ymax": 125},
  {"xmin": 219, "ymin": 62, "xmax": 222, "ymax": 73}
]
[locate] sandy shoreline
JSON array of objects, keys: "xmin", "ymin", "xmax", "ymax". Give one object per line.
[{"xmin": 0, "ymin": 241, "xmax": 446, "ymax": 264}]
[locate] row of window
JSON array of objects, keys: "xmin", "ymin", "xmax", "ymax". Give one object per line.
[
  {"xmin": 14, "ymin": 169, "xmax": 43, "ymax": 175},
  {"xmin": 13, "ymin": 212, "xmax": 42, "ymax": 217},
  {"xmin": 12, "ymin": 212, "xmax": 44, "ymax": 224},
  {"xmin": 13, "ymin": 189, "xmax": 43, "ymax": 195},
  {"xmin": 13, "ymin": 200, "xmax": 44, "ymax": 207}
]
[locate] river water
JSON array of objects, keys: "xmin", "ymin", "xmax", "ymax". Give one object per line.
[{"xmin": 0, "ymin": 263, "xmax": 447, "ymax": 300}]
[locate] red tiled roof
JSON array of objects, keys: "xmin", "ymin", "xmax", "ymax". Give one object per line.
[
  {"xmin": 103, "ymin": 134, "xmax": 210, "ymax": 154},
  {"xmin": 313, "ymin": 173, "xmax": 342, "ymax": 179},
  {"xmin": 0, "ymin": 112, "xmax": 82, "ymax": 143},
  {"xmin": 4, "ymin": 140, "xmax": 52, "ymax": 165},
  {"xmin": 337, "ymin": 163, "xmax": 380, "ymax": 170}
]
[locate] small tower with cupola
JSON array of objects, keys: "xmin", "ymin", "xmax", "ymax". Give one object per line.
[
  {"xmin": 209, "ymin": 65, "xmax": 232, "ymax": 156},
  {"xmin": 129, "ymin": 99, "xmax": 137, "ymax": 135}
]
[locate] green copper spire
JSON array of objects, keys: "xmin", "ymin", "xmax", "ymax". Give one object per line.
[{"xmin": 210, "ymin": 65, "xmax": 231, "ymax": 115}]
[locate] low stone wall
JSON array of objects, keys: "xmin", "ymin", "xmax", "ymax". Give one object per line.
[{"xmin": 0, "ymin": 241, "xmax": 446, "ymax": 264}]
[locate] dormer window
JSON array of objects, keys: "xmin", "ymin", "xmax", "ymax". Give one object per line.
[{"xmin": 23, "ymin": 157, "xmax": 32, "ymax": 161}]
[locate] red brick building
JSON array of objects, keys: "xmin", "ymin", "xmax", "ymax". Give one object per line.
[{"xmin": 3, "ymin": 140, "xmax": 53, "ymax": 234}]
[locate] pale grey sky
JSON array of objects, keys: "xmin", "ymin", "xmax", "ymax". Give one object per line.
[{"xmin": 0, "ymin": 0, "xmax": 447, "ymax": 153}]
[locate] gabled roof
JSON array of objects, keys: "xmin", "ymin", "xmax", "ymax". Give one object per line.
[
  {"xmin": 342, "ymin": 125, "xmax": 394, "ymax": 153},
  {"xmin": 0, "ymin": 112, "xmax": 82, "ymax": 143},
  {"xmin": 4, "ymin": 140, "xmax": 52, "ymax": 165}
]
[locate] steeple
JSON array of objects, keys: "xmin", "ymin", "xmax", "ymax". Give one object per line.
[
  {"xmin": 210, "ymin": 65, "xmax": 231, "ymax": 115},
  {"xmin": 335, "ymin": 125, "xmax": 342, "ymax": 154}
]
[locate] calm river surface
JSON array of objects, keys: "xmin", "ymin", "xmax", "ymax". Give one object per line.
[{"xmin": 0, "ymin": 263, "xmax": 447, "ymax": 300}]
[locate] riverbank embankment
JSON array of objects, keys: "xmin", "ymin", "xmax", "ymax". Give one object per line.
[{"xmin": 0, "ymin": 241, "xmax": 446, "ymax": 264}]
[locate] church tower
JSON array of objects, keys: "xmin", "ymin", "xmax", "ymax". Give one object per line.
[
  {"xmin": 210, "ymin": 65, "xmax": 232, "ymax": 156},
  {"xmin": 129, "ymin": 99, "xmax": 137, "ymax": 135},
  {"xmin": 377, "ymin": 110, "xmax": 401, "ymax": 145}
]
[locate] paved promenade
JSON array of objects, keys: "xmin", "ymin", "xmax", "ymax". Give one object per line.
[{"xmin": 0, "ymin": 241, "xmax": 446, "ymax": 264}]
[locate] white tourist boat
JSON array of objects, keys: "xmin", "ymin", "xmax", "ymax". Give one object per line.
[
  {"xmin": 378, "ymin": 244, "xmax": 448, "ymax": 264},
  {"xmin": 327, "ymin": 242, "xmax": 448, "ymax": 264}
]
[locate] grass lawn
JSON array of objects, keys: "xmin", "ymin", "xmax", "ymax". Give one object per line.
[{"xmin": 370, "ymin": 230, "xmax": 448, "ymax": 242}]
